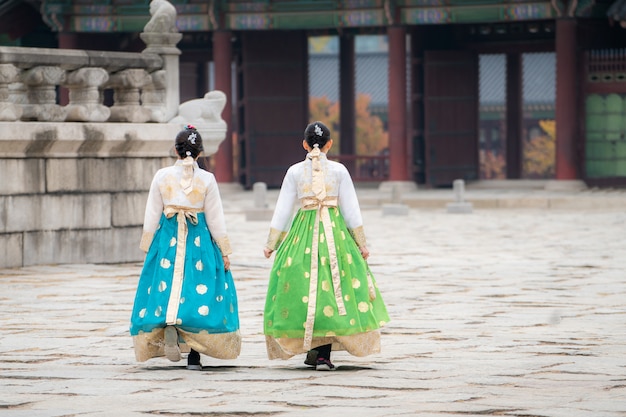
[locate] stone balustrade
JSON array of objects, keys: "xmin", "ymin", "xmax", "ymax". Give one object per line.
[
  {"xmin": 0, "ymin": 0, "xmax": 184, "ymax": 125},
  {"xmin": 0, "ymin": 46, "xmax": 170, "ymax": 123},
  {"xmin": 0, "ymin": 0, "xmax": 229, "ymax": 269}
]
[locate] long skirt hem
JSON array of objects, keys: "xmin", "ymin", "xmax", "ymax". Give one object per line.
[
  {"xmin": 265, "ymin": 330, "xmax": 381, "ymax": 360},
  {"xmin": 133, "ymin": 327, "xmax": 241, "ymax": 362}
]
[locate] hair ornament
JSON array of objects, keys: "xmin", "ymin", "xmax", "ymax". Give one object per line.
[
  {"xmin": 314, "ymin": 124, "xmax": 323, "ymax": 137},
  {"xmin": 188, "ymin": 132, "xmax": 197, "ymax": 144},
  {"xmin": 185, "ymin": 124, "xmax": 196, "ymax": 130},
  {"xmin": 313, "ymin": 143, "xmax": 320, "ymax": 148},
  {"xmin": 186, "ymin": 151, "xmax": 191, "ymax": 156}
]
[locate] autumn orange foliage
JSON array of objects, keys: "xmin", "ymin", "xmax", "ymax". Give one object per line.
[
  {"xmin": 523, "ymin": 119, "xmax": 555, "ymax": 179},
  {"xmin": 309, "ymin": 94, "xmax": 388, "ymax": 156},
  {"xmin": 480, "ymin": 150, "xmax": 506, "ymax": 179},
  {"xmin": 480, "ymin": 119, "xmax": 555, "ymax": 179}
]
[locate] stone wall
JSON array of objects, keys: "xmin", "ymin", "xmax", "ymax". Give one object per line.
[
  {"xmin": 0, "ymin": 122, "xmax": 181, "ymax": 268},
  {"xmin": 0, "ymin": 1, "xmax": 229, "ymax": 268}
]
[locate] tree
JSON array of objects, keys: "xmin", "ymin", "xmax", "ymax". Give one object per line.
[
  {"xmin": 355, "ymin": 94, "xmax": 388, "ymax": 155},
  {"xmin": 523, "ymin": 119, "xmax": 555, "ymax": 178},
  {"xmin": 480, "ymin": 150, "xmax": 506, "ymax": 179},
  {"xmin": 309, "ymin": 95, "xmax": 340, "ymax": 155},
  {"xmin": 309, "ymin": 93, "xmax": 388, "ymax": 156}
]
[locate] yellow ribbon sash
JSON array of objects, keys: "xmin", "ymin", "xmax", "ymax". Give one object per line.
[
  {"xmin": 163, "ymin": 206, "xmax": 200, "ymax": 325},
  {"xmin": 301, "ymin": 196, "xmax": 347, "ymax": 351}
]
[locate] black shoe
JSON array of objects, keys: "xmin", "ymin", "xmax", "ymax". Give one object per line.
[
  {"xmin": 315, "ymin": 358, "xmax": 335, "ymax": 371},
  {"xmin": 186, "ymin": 363, "xmax": 202, "ymax": 371},
  {"xmin": 187, "ymin": 350, "xmax": 202, "ymax": 371},
  {"xmin": 304, "ymin": 349, "xmax": 318, "ymax": 367}
]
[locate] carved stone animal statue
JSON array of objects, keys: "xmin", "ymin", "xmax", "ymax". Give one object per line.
[{"xmin": 144, "ymin": 0, "xmax": 178, "ymax": 33}]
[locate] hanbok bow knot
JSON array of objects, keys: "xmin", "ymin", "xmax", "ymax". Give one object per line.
[{"xmin": 164, "ymin": 206, "xmax": 199, "ymax": 226}]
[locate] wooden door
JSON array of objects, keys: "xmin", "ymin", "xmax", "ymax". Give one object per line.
[
  {"xmin": 424, "ymin": 51, "xmax": 479, "ymax": 186},
  {"xmin": 238, "ymin": 31, "xmax": 308, "ymax": 188}
]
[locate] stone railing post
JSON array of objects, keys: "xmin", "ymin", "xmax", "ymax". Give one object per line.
[
  {"xmin": 20, "ymin": 65, "xmax": 67, "ymax": 121},
  {"xmin": 65, "ymin": 67, "xmax": 110, "ymax": 122},
  {"xmin": 446, "ymin": 179, "xmax": 473, "ymax": 213},
  {"xmin": 245, "ymin": 182, "xmax": 273, "ymax": 221},
  {"xmin": 107, "ymin": 68, "xmax": 152, "ymax": 123},
  {"xmin": 140, "ymin": 0, "xmax": 182, "ymax": 122},
  {"xmin": 142, "ymin": 69, "xmax": 168, "ymax": 122},
  {"xmin": 9, "ymin": 82, "xmax": 27, "ymax": 108},
  {"xmin": 0, "ymin": 64, "xmax": 21, "ymax": 121}
]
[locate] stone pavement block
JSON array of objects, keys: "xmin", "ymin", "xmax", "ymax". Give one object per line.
[
  {"xmin": 548, "ymin": 196, "xmax": 626, "ymax": 210},
  {"xmin": 496, "ymin": 197, "xmax": 549, "ymax": 209},
  {"xmin": 403, "ymin": 197, "xmax": 448, "ymax": 209},
  {"xmin": 468, "ymin": 198, "xmax": 499, "ymax": 209},
  {"xmin": 245, "ymin": 209, "xmax": 274, "ymax": 221},
  {"xmin": 445, "ymin": 202, "xmax": 473, "ymax": 213},
  {"xmin": 1, "ymin": 207, "xmax": 626, "ymax": 416},
  {"xmin": 382, "ymin": 202, "xmax": 409, "ymax": 216}
]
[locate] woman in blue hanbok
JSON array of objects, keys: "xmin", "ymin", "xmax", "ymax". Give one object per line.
[{"xmin": 130, "ymin": 125, "xmax": 240, "ymax": 370}]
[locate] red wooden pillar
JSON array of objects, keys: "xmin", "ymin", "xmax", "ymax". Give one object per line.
[
  {"xmin": 555, "ymin": 18, "xmax": 579, "ymax": 180},
  {"xmin": 410, "ymin": 29, "xmax": 425, "ymax": 183},
  {"xmin": 212, "ymin": 30, "xmax": 234, "ymax": 183},
  {"xmin": 58, "ymin": 33, "xmax": 79, "ymax": 106},
  {"xmin": 339, "ymin": 34, "xmax": 356, "ymax": 173},
  {"xmin": 388, "ymin": 26, "xmax": 409, "ymax": 181},
  {"xmin": 57, "ymin": 33, "xmax": 79, "ymax": 49}
]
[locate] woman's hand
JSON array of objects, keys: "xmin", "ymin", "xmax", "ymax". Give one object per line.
[
  {"xmin": 263, "ymin": 247, "xmax": 274, "ymax": 259},
  {"xmin": 222, "ymin": 255, "xmax": 230, "ymax": 271},
  {"xmin": 359, "ymin": 246, "xmax": 370, "ymax": 260}
]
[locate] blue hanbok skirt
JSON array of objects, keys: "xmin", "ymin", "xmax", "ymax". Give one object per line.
[{"xmin": 130, "ymin": 212, "xmax": 241, "ymax": 361}]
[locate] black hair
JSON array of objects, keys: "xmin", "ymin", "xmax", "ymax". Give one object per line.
[
  {"xmin": 174, "ymin": 125, "xmax": 204, "ymax": 159},
  {"xmin": 304, "ymin": 121, "xmax": 331, "ymax": 149}
]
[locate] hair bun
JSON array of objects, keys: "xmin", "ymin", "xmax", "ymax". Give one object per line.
[
  {"xmin": 304, "ymin": 121, "xmax": 330, "ymax": 150},
  {"xmin": 174, "ymin": 126, "xmax": 204, "ymax": 159}
]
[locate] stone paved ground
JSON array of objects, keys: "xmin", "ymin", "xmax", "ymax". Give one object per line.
[{"xmin": 1, "ymin": 189, "xmax": 626, "ymax": 417}]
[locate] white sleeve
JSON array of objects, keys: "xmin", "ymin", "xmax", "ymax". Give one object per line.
[
  {"xmin": 270, "ymin": 166, "xmax": 298, "ymax": 232},
  {"xmin": 265, "ymin": 167, "xmax": 298, "ymax": 250},
  {"xmin": 143, "ymin": 174, "xmax": 164, "ymax": 234},
  {"xmin": 204, "ymin": 174, "xmax": 232, "ymax": 255},
  {"xmin": 337, "ymin": 166, "xmax": 363, "ymax": 229},
  {"xmin": 139, "ymin": 173, "xmax": 164, "ymax": 251}
]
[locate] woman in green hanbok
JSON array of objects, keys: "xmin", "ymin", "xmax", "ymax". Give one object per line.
[{"xmin": 263, "ymin": 121, "xmax": 389, "ymax": 371}]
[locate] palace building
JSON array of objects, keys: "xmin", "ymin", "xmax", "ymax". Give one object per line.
[{"xmin": 2, "ymin": 0, "xmax": 626, "ymax": 188}]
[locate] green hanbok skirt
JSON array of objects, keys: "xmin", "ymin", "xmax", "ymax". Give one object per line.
[{"xmin": 264, "ymin": 207, "xmax": 389, "ymax": 359}]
